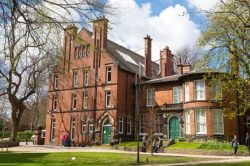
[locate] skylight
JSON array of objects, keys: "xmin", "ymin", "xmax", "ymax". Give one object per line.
[{"xmin": 116, "ymin": 50, "xmax": 138, "ymax": 66}]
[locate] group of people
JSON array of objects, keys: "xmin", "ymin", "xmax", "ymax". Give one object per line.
[
  {"xmin": 142, "ymin": 135, "xmax": 163, "ymax": 154},
  {"xmin": 231, "ymin": 132, "xmax": 250, "ymax": 157}
]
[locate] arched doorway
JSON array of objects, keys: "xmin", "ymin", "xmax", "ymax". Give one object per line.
[
  {"xmin": 102, "ymin": 120, "xmax": 112, "ymax": 144},
  {"xmin": 169, "ymin": 116, "xmax": 181, "ymax": 139}
]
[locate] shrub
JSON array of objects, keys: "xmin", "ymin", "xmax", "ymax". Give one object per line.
[
  {"xmin": 17, "ymin": 131, "xmax": 34, "ymax": 141},
  {"xmin": 0, "ymin": 131, "xmax": 11, "ymax": 139},
  {"xmin": 177, "ymin": 137, "xmax": 186, "ymax": 142}
]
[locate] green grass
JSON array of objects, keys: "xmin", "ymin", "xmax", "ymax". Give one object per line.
[
  {"xmin": 196, "ymin": 162, "xmax": 250, "ymax": 166},
  {"xmin": 168, "ymin": 141, "xmax": 248, "ymax": 153},
  {"xmin": 0, "ymin": 152, "xmax": 213, "ymax": 166},
  {"xmin": 118, "ymin": 141, "xmax": 143, "ymax": 147}
]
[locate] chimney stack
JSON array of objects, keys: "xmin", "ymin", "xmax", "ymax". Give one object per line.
[
  {"xmin": 93, "ymin": 16, "xmax": 109, "ymax": 49},
  {"xmin": 159, "ymin": 46, "xmax": 174, "ymax": 77},
  {"xmin": 144, "ymin": 35, "xmax": 152, "ymax": 78}
]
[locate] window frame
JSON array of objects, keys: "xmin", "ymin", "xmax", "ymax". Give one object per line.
[
  {"xmin": 50, "ymin": 119, "xmax": 56, "ymax": 141},
  {"xmin": 147, "ymin": 89, "xmax": 155, "ymax": 107},
  {"xmin": 70, "ymin": 117, "xmax": 76, "ymax": 141},
  {"xmin": 173, "ymin": 86, "xmax": 182, "ymax": 104},
  {"xmin": 211, "ymin": 80, "xmax": 222, "ymax": 100},
  {"xmin": 105, "ymin": 90, "xmax": 111, "ymax": 108},
  {"xmin": 83, "ymin": 69, "xmax": 89, "ymax": 86},
  {"xmin": 72, "ymin": 94, "xmax": 77, "ymax": 111},
  {"xmin": 185, "ymin": 110, "xmax": 191, "ymax": 135},
  {"xmin": 54, "ymin": 74, "xmax": 58, "ymax": 90},
  {"xmin": 139, "ymin": 114, "xmax": 147, "ymax": 134},
  {"xmin": 89, "ymin": 121, "xmax": 94, "ymax": 133},
  {"xmin": 118, "ymin": 117, "xmax": 124, "ymax": 133},
  {"xmin": 52, "ymin": 95, "xmax": 57, "ymax": 112},
  {"xmin": 195, "ymin": 80, "xmax": 206, "ymax": 100},
  {"xmin": 213, "ymin": 109, "xmax": 224, "ymax": 135},
  {"xmin": 106, "ymin": 66, "xmax": 112, "ymax": 83},
  {"xmin": 83, "ymin": 92, "xmax": 88, "ymax": 109},
  {"xmin": 73, "ymin": 70, "xmax": 78, "ymax": 88},
  {"xmin": 195, "ymin": 109, "xmax": 207, "ymax": 134},
  {"xmin": 155, "ymin": 113, "xmax": 163, "ymax": 134},
  {"xmin": 81, "ymin": 121, "xmax": 87, "ymax": 134},
  {"xmin": 185, "ymin": 82, "xmax": 189, "ymax": 102}
]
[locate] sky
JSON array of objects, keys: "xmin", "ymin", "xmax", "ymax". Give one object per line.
[{"xmin": 106, "ymin": 0, "xmax": 220, "ymax": 61}]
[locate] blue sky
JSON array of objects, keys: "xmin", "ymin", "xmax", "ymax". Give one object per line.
[{"xmin": 107, "ymin": 0, "xmax": 219, "ymax": 60}]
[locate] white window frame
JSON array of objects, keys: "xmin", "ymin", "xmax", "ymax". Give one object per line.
[
  {"xmin": 211, "ymin": 80, "xmax": 222, "ymax": 100},
  {"xmin": 127, "ymin": 118, "xmax": 132, "ymax": 135},
  {"xmin": 185, "ymin": 110, "xmax": 191, "ymax": 135},
  {"xmin": 54, "ymin": 74, "xmax": 58, "ymax": 89},
  {"xmin": 213, "ymin": 109, "xmax": 224, "ymax": 135},
  {"xmin": 70, "ymin": 117, "xmax": 76, "ymax": 141},
  {"xmin": 105, "ymin": 90, "xmax": 111, "ymax": 108},
  {"xmin": 52, "ymin": 95, "xmax": 57, "ymax": 111},
  {"xmin": 173, "ymin": 86, "xmax": 182, "ymax": 104},
  {"xmin": 89, "ymin": 121, "xmax": 94, "ymax": 133},
  {"xmin": 83, "ymin": 92, "xmax": 88, "ymax": 109},
  {"xmin": 81, "ymin": 121, "xmax": 87, "ymax": 133},
  {"xmin": 50, "ymin": 119, "xmax": 56, "ymax": 141},
  {"xmin": 195, "ymin": 80, "xmax": 206, "ymax": 100},
  {"xmin": 73, "ymin": 70, "xmax": 78, "ymax": 88},
  {"xmin": 118, "ymin": 117, "xmax": 124, "ymax": 133},
  {"xmin": 185, "ymin": 82, "xmax": 189, "ymax": 102},
  {"xmin": 195, "ymin": 109, "xmax": 207, "ymax": 134},
  {"xmin": 83, "ymin": 69, "xmax": 89, "ymax": 86},
  {"xmin": 147, "ymin": 89, "xmax": 155, "ymax": 107},
  {"xmin": 106, "ymin": 66, "xmax": 112, "ymax": 83},
  {"xmin": 72, "ymin": 94, "xmax": 77, "ymax": 110}
]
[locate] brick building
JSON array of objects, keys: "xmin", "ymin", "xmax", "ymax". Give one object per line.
[
  {"xmin": 45, "ymin": 17, "xmax": 249, "ymax": 145},
  {"xmin": 45, "ymin": 17, "xmax": 158, "ymax": 145}
]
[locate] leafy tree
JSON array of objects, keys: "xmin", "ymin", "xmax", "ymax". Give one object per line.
[
  {"xmin": 199, "ymin": 0, "xmax": 250, "ymax": 118},
  {"xmin": 0, "ymin": 0, "xmax": 110, "ymax": 141}
]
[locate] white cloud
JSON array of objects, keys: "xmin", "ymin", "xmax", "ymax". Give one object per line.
[
  {"xmin": 107, "ymin": 0, "xmax": 200, "ymax": 61},
  {"xmin": 187, "ymin": 0, "xmax": 220, "ymax": 11}
]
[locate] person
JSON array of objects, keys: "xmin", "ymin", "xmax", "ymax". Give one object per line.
[
  {"xmin": 245, "ymin": 132, "xmax": 250, "ymax": 156},
  {"xmin": 159, "ymin": 136, "xmax": 163, "ymax": 149},
  {"xmin": 152, "ymin": 138, "xmax": 158, "ymax": 153},
  {"xmin": 231, "ymin": 135, "xmax": 239, "ymax": 157},
  {"xmin": 142, "ymin": 135, "xmax": 147, "ymax": 147},
  {"xmin": 62, "ymin": 133, "xmax": 68, "ymax": 147},
  {"xmin": 31, "ymin": 134, "xmax": 37, "ymax": 145}
]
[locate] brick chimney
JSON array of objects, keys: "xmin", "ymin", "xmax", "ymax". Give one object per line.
[
  {"xmin": 144, "ymin": 35, "xmax": 152, "ymax": 78},
  {"xmin": 64, "ymin": 24, "xmax": 78, "ymax": 72},
  {"xmin": 177, "ymin": 58, "xmax": 193, "ymax": 74},
  {"xmin": 159, "ymin": 46, "xmax": 174, "ymax": 77},
  {"xmin": 93, "ymin": 16, "xmax": 108, "ymax": 49}
]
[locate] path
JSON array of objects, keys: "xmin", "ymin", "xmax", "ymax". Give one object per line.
[{"xmin": 4, "ymin": 143, "xmax": 250, "ymax": 166}]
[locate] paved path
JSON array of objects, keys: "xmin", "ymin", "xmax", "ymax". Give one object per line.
[{"xmin": 3, "ymin": 144, "xmax": 250, "ymax": 166}]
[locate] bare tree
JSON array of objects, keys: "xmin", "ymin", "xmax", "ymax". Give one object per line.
[{"xmin": 0, "ymin": 0, "xmax": 110, "ymax": 141}]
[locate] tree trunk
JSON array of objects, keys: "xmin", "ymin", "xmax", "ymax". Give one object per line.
[{"xmin": 9, "ymin": 100, "xmax": 25, "ymax": 142}]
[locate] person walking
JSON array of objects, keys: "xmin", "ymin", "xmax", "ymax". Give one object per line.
[
  {"xmin": 142, "ymin": 135, "xmax": 147, "ymax": 147},
  {"xmin": 231, "ymin": 135, "xmax": 239, "ymax": 157},
  {"xmin": 62, "ymin": 133, "xmax": 68, "ymax": 147},
  {"xmin": 245, "ymin": 132, "xmax": 250, "ymax": 156}
]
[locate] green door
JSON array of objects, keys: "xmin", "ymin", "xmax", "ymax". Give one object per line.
[
  {"xmin": 102, "ymin": 124, "xmax": 112, "ymax": 144},
  {"xmin": 169, "ymin": 116, "xmax": 181, "ymax": 139}
]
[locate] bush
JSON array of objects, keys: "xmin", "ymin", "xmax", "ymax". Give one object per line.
[
  {"xmin": 17, "ymin": 131, "xmax": 34, "ymax": 141},
  {"xmin": 0, "ymin": 131, "xmax": 11, "ymax": 139},
  {"xmin": 177, "ymin": 137, "xmax": 186, "ymax": 142}
]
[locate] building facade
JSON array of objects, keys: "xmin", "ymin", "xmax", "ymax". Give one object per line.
[
  {"xmin": 45, "ymin": 17, "xmax": 249, "ymax": 146},
  {"xmin": 45, "ymin": 17, "xmax": 158, "ymax": 145}
]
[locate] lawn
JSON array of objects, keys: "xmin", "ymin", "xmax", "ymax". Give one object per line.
[
  {"xmin": 168, "ymin": 141, "xmax": 248, "ymax": 153},
  {"xmin": 0, "ymin": 152, "xmax": 214, "ymax": 166},
  {"xmin": 196, "ymin": 162, "xmax": 250, "ymax": 166}
]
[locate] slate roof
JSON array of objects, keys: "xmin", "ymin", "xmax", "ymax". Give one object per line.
[
  {"xmin": 106, "ymin": 40, "xmax": 159, "ymax": 78},
  {"xmin": 143, "ymin": 70, "xmax": 216, "ymax": 84}
]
